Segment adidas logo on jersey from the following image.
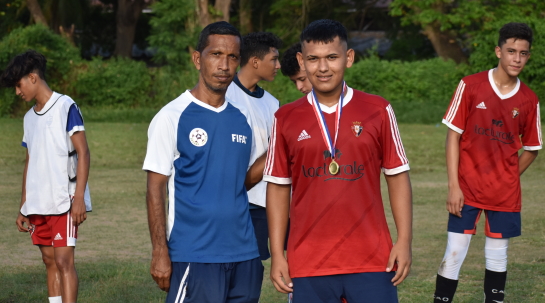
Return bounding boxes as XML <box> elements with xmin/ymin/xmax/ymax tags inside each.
<box><xmin>54</xmin><ymin>233</ymin><xmax>63</xmax><ymax>241</ymax></box>
<box><xmin>476</xmin><ymin>102</ymin><xmax>487</xmax><ymax>109</ymax></box>
<box><xmin>298</xmin><ymin>130</ymin><xmax>311</xmax><ymax>141</ymax></box>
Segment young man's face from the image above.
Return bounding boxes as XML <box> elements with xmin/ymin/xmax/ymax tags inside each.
<box><xmin>15</xmin><ymin>74</ymin><xmax>38</xmax><ymax>102</ymax></box>
<box><xmin>495</xmin><ymin>38</ymin><xmax>531</xmax><ymax>78</ymax></box>
<box><xmin>193</xmin><ymin>34</ymin><xmax>241</xmax><ymax>93</ymax></box>
<box><xmin>289</xmin><ymin>70</ymin><xmax>312</xmax><ymax>95</ymax></box>
<box><xmin>297</xmin><ymin>37</ymin><xmax>354</xmax><ymax>95</ymax></box>
<box><xmin>255</xmin><ymin>47</ymin><xmax>281</xmax><ymax>82</ymax></box>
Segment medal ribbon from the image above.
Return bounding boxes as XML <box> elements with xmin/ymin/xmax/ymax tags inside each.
<box><xmin>310</xmin><ymin>81</ymin><xmax>347</xmax><ymax>159</ymax></box>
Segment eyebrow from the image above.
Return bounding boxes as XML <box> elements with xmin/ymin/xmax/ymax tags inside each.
<box><xmin>306</xmin><ymin>53</ymin><xmax>339</xmax><ymax>58</ymax></box>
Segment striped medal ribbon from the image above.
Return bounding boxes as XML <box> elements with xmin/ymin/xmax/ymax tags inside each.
<box><xmin>310</xmin><ymin>81</ymin><xmax>347</xmax><ymax>175</ymax></box>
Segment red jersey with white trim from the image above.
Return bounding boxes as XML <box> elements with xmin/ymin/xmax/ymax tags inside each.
<box><xmin>264</xmin><ymin>87</ymin><xmax>410</xmax><ymax>278</ymax></box>
<box><xmin>442</xmin><ymin>70</ymin><xmax>542</xmax><ymax>212</ymax></box>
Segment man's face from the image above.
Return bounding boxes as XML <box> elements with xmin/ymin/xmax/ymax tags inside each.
<box><xmin>297</xmin><ymin>37</ymin><xmax>354</xmax><ymax>95</ymax></box>
<box><xmin>289</xmin><ymin>70</ymin><xmax>312</xmax><ymax>94</ymax></box>
<box><xmin>193</xmin><ymin>34</ymin><xmax>241</xmax><ymax>93</ymax></box>
<box><xmin>256</xmin><ymin>47</ymin><xmax>280</xmax><ymax>82</ymax></box>
<box><xmin>15</xmin><ymin>74</ymin><xmax>38</xmax><ymax>102</ymax></box>
<box><xmin>495</xmin><ymin>38</ymin><xmax>531</xmax><ymax>77</ymax></box>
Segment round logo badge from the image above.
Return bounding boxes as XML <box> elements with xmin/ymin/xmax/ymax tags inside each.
<box><xmin>189</xmin><ymin>128</ymin><xmax>208</xmax><ymax>147</ymax></box>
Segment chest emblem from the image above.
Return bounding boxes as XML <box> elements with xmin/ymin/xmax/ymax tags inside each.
<box><xmin>351</xmin><ymin>121</ymin><xmax>363</xmax><ymax>137</ymax></box>
<box><xmin>512</xmin><ymin>108</ymin><xmax>519</xmax><ymax>119</ymax></box>
<box><xmin>476</xmin><ymin>102</ymin><xmax>487</xmax><ymax>109</ymax></box>
<box><xmin>189</xmin><ymin>128</ymin><xmax>208</xmax><ymax>147</ymax></box>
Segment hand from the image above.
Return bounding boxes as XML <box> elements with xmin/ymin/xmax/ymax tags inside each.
<box><xmin>270</xmin><ymin>255</ymin><xmax>293</xmax><ymax>293</ymax></box>
<box><xmin>446</xmin><ymin>186</ymin><xmax>464</xmax><ymax>217</ymax></box>
<box><xmin>16</xmin><ymin>213</ymin><xmax>30</xmax><ymax>232</ymax></box>
<box><xmin>151</xmin><ymin>247</ymin><xmax>172</xmax><ymax>292</ymax></box>
<box><xmin>71</xmin><ymin>196</ymin><xmax>87</xmax><ymax>226</ymax></box>
<box><xmin>386</xmin><ymin>241</ymin><xmax>412</xmax><ymax>286</ymax></box>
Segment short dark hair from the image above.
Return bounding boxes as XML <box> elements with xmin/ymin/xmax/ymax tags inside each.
<box><xmin>300</xmin><ymin>19</ymin><xmax>348</xmax><ymax>45</ymax></box>
<box><xmin>498</xmin><ymin>22</ymin><xmax>533</xmax><ymax>48</ymax></box>
<box><xmin>196</xmin><ymin>21</ymin><xmax>241</xmax><ymax>53</ymax></box>
<box><xmin>281</xmin><ymin>43</ymin><xmax>302</xmax><ymax>77</ymax></box>
<box><xmin>240</xmin><ymin>32</ymin><xmax>282</xmax><ymax>67</ymax></box>
<box><xmin>0</xmin><ymin>50</ymin><xmax>47</xmax><ymax>87</ymax></box>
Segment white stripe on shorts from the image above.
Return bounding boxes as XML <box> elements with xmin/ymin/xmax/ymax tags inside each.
<box><xmin>175</xmin><ymin>263</ymin><xmax>190</xmax><ymax>303</ymax></box>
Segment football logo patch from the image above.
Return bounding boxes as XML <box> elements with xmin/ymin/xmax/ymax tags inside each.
<box><xmin>351</xmin><ymin>121</ymin><xmax>363</xmax><ymax>137</ymax></box>
<box><xmin>189</xmin><ymin>128</ymin><xmax>208</xmax><ymax>147</ymax></box>
<box><xmin>512</xmin><ymin>108</ymin><xmax>519</xmax><ymax>119</ymax></box>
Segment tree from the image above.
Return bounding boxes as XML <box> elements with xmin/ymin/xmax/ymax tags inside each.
<box><xmin>26</xmin><ymin>0</ymin><xmax>47</xmax><ymax>25</ymax></box>
<box><xmin>390</xmin><ymin>0</ymin><xmax>545</xmax><ymax>64</ymax></box>
<box><xmin>114</xmin><ymin>0</ymin><xmax>146</xmax><ymax>57</ymax></box>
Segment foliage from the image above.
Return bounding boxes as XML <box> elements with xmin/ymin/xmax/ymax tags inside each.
<box><xmin>147</xmin><ymin>0</ymin><xmax>200</xmax><ymax>67</ymax></box>
<box><xmin>73</xmin><ymin>57</ymin><xmax>151</xmax><ymax>108</ymax></box>
<box><xmin>148</xmin><ymin>65</ymin><xmax>199</xmax><ymax>107</ymax></box>
<box><xmin>0</xmin><ymin>24</ymin><xmax>81</xmax><ymax>117</ymax></box>
<box><xmin>0</xmin><ymin>0</ymin><xmax>26</xmax><ymax>38</ymax></box>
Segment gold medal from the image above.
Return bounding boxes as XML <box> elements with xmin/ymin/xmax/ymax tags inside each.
<box><xmin>329</xmin><ymin>159</ymin><xmax>339</xmax><ymax>175</ymax></box>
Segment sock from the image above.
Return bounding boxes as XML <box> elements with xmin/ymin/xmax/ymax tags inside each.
<box><xmin>49</xmin><ymin>296</ymin><xmax>62</xmax><ymax>303</ymax></box>
<box><xmin>484</xmin><ymin>269</ymin><xmax>507</xmax><ymax>303</ymax></box>
<box><xmin>434</xmin><ymin>274</ymin><xmax>458</xmax><ymax>302</ymax></box>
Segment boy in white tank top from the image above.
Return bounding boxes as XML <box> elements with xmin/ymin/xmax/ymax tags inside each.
<box><xmin>1</xmin><ymin>50</ymin><xmax>91</xmax><ymax>303</ymax></box>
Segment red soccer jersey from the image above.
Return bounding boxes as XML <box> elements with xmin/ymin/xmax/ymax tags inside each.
<box><xmin>264</xmin><ymin>87</ymin><xmax>410</xmax><ymax>278</ymax></box>
<box><xmin>442</xmin><ymin>70</ymin><xmax>542</xmax><ymax>212</ymax></box>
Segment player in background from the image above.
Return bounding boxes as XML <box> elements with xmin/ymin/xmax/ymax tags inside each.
<box><xmin>280</xmin><ymin>43</ymin><xmax>312</xmax><ymax>95</ymax></box>
<box><xmin>265</xmin><ymin>19</ymin><xmax>413</xmax><ymax>302</ymax></box>
<box><xmin>144</xmin><ymin>21</ymin><xmax>262</xmax><ymax>303</ymax></box>
<box><xmin>225</xmin><ymin>31</ymin><xmax>282</xmax><ymax>270</ymax></box>
<box><xmin>1</xmin><ymin>50</ymin><xmax>91</xmax><ymax>303</ymax></box>
<box><xmin>434</xmin><ymin>22</ymin><xmax>541</xmax><ymax>303</ymax></box>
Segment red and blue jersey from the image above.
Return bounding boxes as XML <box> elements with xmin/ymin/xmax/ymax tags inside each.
<box><xmin>264</xmin><ymin>87</ymin><xmax>409</xmax><ymax>278</ymax></box>
<box><xmin>442</xmin><ymin>70</ymin><xmax>542</xmax><ymax>212</ymax></box>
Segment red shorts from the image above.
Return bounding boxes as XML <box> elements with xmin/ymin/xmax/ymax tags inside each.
<box><xmin>28</xmin><ymin>210</ymin><xmax>78</xmax><ymax>247</ymax></box>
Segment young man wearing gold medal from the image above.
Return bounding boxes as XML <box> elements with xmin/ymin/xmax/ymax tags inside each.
<box><xmin>264</xmin><ymin>19</ymin><xmax>413</xmax><ymax>302</ymax></box>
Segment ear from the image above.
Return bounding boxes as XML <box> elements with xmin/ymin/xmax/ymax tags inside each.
<box><xmin>28</xmin><ymin>73</ymin><xmax>37</xmax><ymax>84</ymax></box>
<box><xmin>495</xmin><ymin>46</ymin><xmax>501</xmax><ymax>59</ymax></box>
<box><xmin>296</xmin><ymin>52</ymin><xmax>306</xmax><ymax>71</ymax></box>
<box><xmin>346</xmin><ymin>49</ymin><xmax>355</xmax><ymax>68</ymax></box>
<box><xmin>251</xmin><ymin>56</ymin><xmax>259</xmax><ymax>69</ymax></box>
<box><xmin>192</xmin><ymin>50</ymin><xmax>202</xmax><ymax>70</ymax></box>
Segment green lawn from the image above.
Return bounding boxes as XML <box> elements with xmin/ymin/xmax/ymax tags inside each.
<box><xmin>0</xmin><ymin>119</ymin><xmax>544</xmax><ymax>302</ymax></box>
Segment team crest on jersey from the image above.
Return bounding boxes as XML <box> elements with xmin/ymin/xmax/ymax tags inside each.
<box><xmin>512</xmin><ymin>108</ymin><xmax>519</xmax><ymax>119</ymax></box>
<box><xmin>189</xmin><ymin>128</ymin><xmax>208</xmax><ymax>147</ymax></box>
<box><xmin>351</xmin><ymin>121</ymin><xmax>363</xmax><ymax>137</ymax></box>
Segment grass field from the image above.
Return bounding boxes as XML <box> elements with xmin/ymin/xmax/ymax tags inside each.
<box><xmin>0</xmin><ymin>118</ymin><xmax>544</xmax><ymax>302</ymax></box>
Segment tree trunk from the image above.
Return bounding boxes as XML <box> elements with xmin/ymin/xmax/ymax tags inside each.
<box><xmin>423</xmin><ymin>24</ymin><xmax>468</xmax><ymax>64</ymax></box>
<box><xmin>197</xmin><ymin>0</ymin><xmax>211</xmax><ymax>28</ymax></box>
<box><xmin>214</xmin><ymin>0</ymin><xmax>231</xmax><ymax>22</ymax></box>
<box><xmin>239</xmin><ymin>0</ymin><xmax>253</xmax><ymax>34</ymax></box>
<box><xmin>114</xmin><ymin>0</ymin><xmax>145</xmax><ymax>58</ymax></box>
<box><xmin>26</xmin><ymin>0</ymin><xmax>47</xmax><ymax>26</ymax></box>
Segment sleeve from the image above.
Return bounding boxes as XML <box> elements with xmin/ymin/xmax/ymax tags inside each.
<box><xmin>521</xmin><ymin>100</ymin><xmax>542</xmax><ymax>150</ymax></box>
<box><xmin>382</xmin><ymin>104</ymin><xmax>410</xmax><ymax>175</ymax></box>
<box><xmin>66</xmin><ymin>103</ymin><xmax>85</xmax><ymax>136</ymax></box>
<box><xmin>142</xmin><ymin>111</ymin><xmax>177</xmax><ymax>176</ymax></box>
<box><xmin>22</xmin><ymin>134</ymin><xmax>27</xmax><ymax>148</ymax></box>
<box><xmin>263</xmin><ymin>116</ymin><xmax>292</xmax><ymax>184</ymax></box>
<box><xmin>442</xmin><ymin>79</ymin><xmax>469</xmax><ymax>134</ymax></box>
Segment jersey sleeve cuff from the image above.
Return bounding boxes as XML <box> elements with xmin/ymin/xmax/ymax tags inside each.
<box><xmin>142</xmin><ymin>164</ymin><xmax>172</xmax><ymax>176</ymax></box>
<box><xmin>442</xmin><ymin>119</ymin><xmax>464</xmax><ymax>134</ymax></box>
<box><xmin>21</xmin><ymin>141</ymin><xmax>27</xmax><ymax>148</ymax></box>
<box><xmin>382</xmin><ymin>163</ymin><xmax>410</xmax><ymax>175</ymax></box>
<box><xmin>523</xmin><ymin>145</ymin><xmax>542</xmax><ymax>151</ymax></box>
<box><xmin>68</xmin><ymin>125</ymin><xmax>85</xmax><ymax>136</ymax></box>
<box><xmin>263</xmin><ymin>175</ymin><xmax>292</xmax><ymax>184</ymax></box>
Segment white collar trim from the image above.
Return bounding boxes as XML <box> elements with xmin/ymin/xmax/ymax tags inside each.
<box><xmin>306</xmin><ymin>86</ymin><xmax>354</xmax><ymax>114</ymax></box>
<box><xmin>488</xmin><ymin>69</ymin><xmax>520</xmax><ymax>100</ymax></box>
<box><xmin>184</xmin><ymin>90</ymin><xmax>228</xmax><ymax>112</ymax></box>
